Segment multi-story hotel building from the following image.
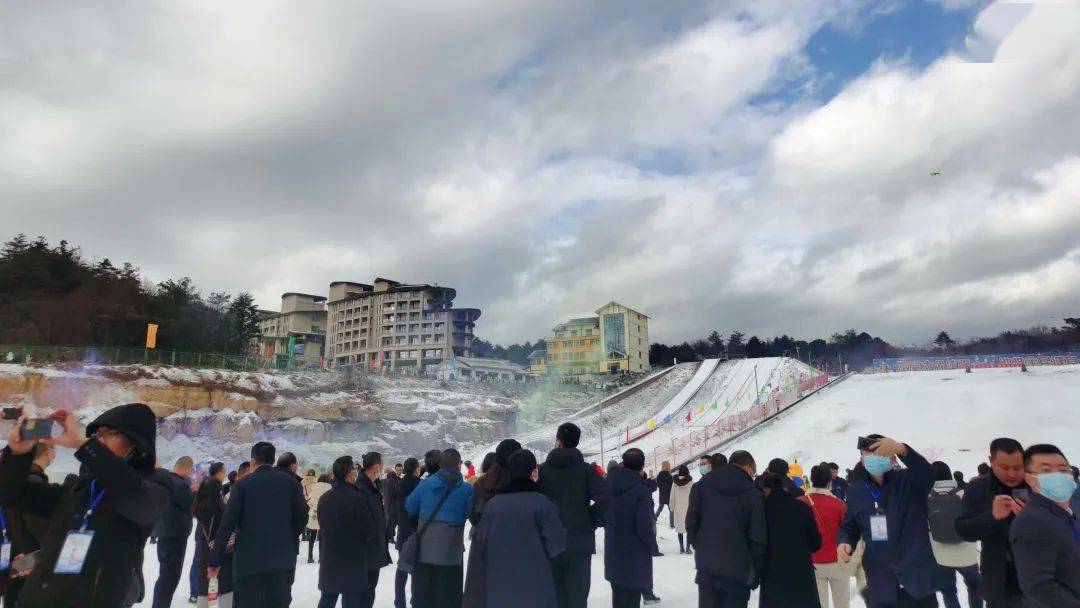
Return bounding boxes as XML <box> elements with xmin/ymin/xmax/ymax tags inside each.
<box><xmin>545</xmin><ymin>301</ymin><xmax>650</xmax><ymax>377</ymax></box>
<box><xmin>254</xmin><ymin>293</ymin><xmax>328</xmax><ymax>367</ymax></box>
<box><xmin>325</xmin><ymin>277</ymin><xmax>480</xmax><ymax>372</ymax></box>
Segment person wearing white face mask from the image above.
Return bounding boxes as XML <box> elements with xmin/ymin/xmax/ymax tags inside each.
<box><xmin>837</xmin><ymin>434</ymin><xmax>937</xmax><ymax>608</ymax></box>
<box><xmin>1008</xmin><ymin>444</ymin><xmax>1080</xmax><ymax>608</ymax></box>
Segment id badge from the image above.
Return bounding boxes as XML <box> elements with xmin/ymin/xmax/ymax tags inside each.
<box><xmin>54</xmin><ymin>530</ymin><xmax>94</xmax><ymax>574</ymax></box>
<box><xmin>870</xmin><ymin>514</ymin><xmax>888</xmax><ymax>542</ymax></box>
<box><xmin>0</xmin><ymin>542</ymin><xmax>10</xmax><ymax>570</ymax></box>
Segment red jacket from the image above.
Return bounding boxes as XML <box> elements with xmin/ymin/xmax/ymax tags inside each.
<box><xmin>798</xmin><ymin>489</ymin><xmax>846</xmax><ymax>564</ymax></box>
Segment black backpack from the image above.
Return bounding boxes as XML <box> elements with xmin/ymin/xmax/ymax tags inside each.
<box><xmin>927</xmin><ymin>485</ymin><xmax>964</xmax><ymax>543</ymax></box>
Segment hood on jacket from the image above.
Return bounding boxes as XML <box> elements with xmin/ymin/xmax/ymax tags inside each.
<box><xmin>85</xmin><ymin>402</ymin><xmax>156</xmax><ymax>474</ymax></box>
<box><xmin>673</xmin><ymin>474</ymin><xmax>693</xmax><ymax>487</ymax></box>
<box><xmin>710</xmin><ymin>464</ymin><xmax>757</xmax><ymax>496</ymax></box>
<box><xmin>608</xmin><ymin>465</ymin><xmax>647</xmax><ymax>497</ymax></box>
<box><xmin>544</xmin><ymin>447</ymin><xmax>584</xmax><ymax>469</ymax></box>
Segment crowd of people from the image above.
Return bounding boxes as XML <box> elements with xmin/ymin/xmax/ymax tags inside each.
<box><xmin>0</xmin><ymin>402</ymin><xmax>1077</xmax><ymax>608</ymax></box>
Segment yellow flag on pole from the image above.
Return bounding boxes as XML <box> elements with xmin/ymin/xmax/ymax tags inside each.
<box><xmin>146</xmin><ymin>323</ymin><xmax>158</xmax><ymax>349</ymax></box>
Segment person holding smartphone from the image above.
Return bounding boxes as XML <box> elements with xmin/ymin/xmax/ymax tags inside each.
<box><xmin>0</xmin><ymin>404</ymin><xmax>168</xmax><ymax>608</ymax></box>
<box><xmin>837</xmin><ymin>434</ymin><xmax>937</xmax><ymax>608</ymax></box>
<box><xmin>955</xmin><ymin>437</ymin><xmax>1029</xmax><ymax>608</ymax></box>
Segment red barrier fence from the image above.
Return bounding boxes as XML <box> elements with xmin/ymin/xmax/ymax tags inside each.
<box><xmin>648</xmin><ymin>372</ymin><xmax>828</xmax><ymax>471</ymax></box>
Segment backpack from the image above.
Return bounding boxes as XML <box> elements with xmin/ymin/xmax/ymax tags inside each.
<box><xmin>927</xmin><ymin>486</ymin><xmax>964</xmax><ymax>543</ymax></box>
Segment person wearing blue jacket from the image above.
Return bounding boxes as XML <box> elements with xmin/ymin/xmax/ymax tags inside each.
<box><xmin>405</xmin><ymin>447</ymin><xmax>475</xmax><ymax>608</ymax></box>
<box><xmin>837</xmin><ymin>434</ymin><xmax>937</xmax><ymax>608</ymax></box>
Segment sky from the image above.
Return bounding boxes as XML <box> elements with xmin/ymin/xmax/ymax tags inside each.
<box><xmin>2</xmin><ymin>0</ymin><xmax>1079</xmax><ymax>346</ymax></box>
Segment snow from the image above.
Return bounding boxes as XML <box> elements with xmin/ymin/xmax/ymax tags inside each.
<box><xmin>142</xmin><ymin>362</ymin><xmax>1045</xmax><ymax>606</ymax></box>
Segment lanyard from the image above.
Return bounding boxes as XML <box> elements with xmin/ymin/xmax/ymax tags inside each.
<box><xmin>865</xmin><ymin>482</ymin><xmax>883</xmax><ymax>511</ymax></box>
<box><xmin>81</xmin><ymin>480</ymin><xmax>105</xmax><ymax>532</ymax></box>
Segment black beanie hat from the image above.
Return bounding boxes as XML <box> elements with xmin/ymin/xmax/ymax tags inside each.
<box><xmin>85</xmin><ymin>403</ymin><xmax>157</xmax><ymax>474</ymax></box>
<box><xmin>507</xmin><ymin>449</ymin><xmax>537</xmax><ymax>480</ymax></box>
<box><xmin>495</xmin><ymin>439</ymin><xmax>522</xmax><ymax>467</ymax></box>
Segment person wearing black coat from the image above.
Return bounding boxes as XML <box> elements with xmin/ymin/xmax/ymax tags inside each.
<box><xmin>685</xmin><ymin>450</ymin><xmax>766</xmax><ymax>608</ymax></box>
<box><xmin>385</xmin><ymin>466</ymin><xmax>401</xmax><ymax>542</ymax></box>
<box><xmin>955</xmin><ymin>438</ymin><xmax>1029</xmax><ymax>607</ymax></box>
<box><xmin>537</xmin><ymin>423</ymin><xmax>609</xmax><ymax>608</ymax></box>
<box><xmin>1008</xmin><ymin>444</ymin><xmax>1080</xmax><ymax>608</ymax></box>
<box><xmin>469</xmin><ymin>439</ymin><xmax>520</xmax><ymax>526</ymax></box>
<box><xmin>356</xmin><ymin>452</ymin><xmax>392</xmax><ymax>608</ymax></box>
<box><xmin>150</xmin><ymin>456</ymin><xmax>195</xmax><ymax>608</ymax></box>
<box><xmin>395</xmin><ymin>458</ymin><xmax>422</xmax><ymax>608</ymax></box>
<box><xmin>208</xmin><ymin>441</ymin><xmax>307</xmax><ymax>608</ymax></box>
<box><xmin>603</xmin><ymin>448</ymin><xmax>655</xmax><ymax>608</ymax></box>
<box><xmin>317</xmin><ymin>455</ymin><xmax>378</xmax><ymax>608</ymax></box>
<box><xmin>654</xmin><ymin>462</ymin><xmax>673</xmax><ymax>527</ymax></box>
<box><xmin>2</xmin><ymin>442</ymin><xmax>53</xmax><ymax>608</ymax></box>
<box><xmin>193</xmin><ymin>475</ymin><xmax>234</xmax><ymax>607</ymax></box>
<box><xmin>464</xmin><ymin>449</ymin><xmax>567</xmax><ymax>608</ymax></box>
<box><xmin>759</xmin><ymin>472</ymin><xmax>822</xmax><ymax>608</ymax></box>
<box><xmin>0</xmin><ymin>404</ymin><xmax>169</xmax><ymax>608</ymax></box>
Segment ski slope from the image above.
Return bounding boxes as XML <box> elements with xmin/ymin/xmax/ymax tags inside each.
<box><xmin>578</xmin><ymin>357</ymin><xmax>823</xmax><ymax>464</ymax></box>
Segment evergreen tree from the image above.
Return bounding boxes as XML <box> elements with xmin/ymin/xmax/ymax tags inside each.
<box><xmin>226</xmin><ymin>293</ymin><xmax>261</xmax><ymax>354</ymax></box>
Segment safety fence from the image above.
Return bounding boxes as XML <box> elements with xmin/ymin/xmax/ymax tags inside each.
<box><xmin>647</xmin><ymin>371</ymin><xmax>829</xmax><ymax>471</ymax></box>
<box><xmin>869</xmin><ymin>352</ymin><xmax>1080</xmax><ymax>373</ymax></box>
<box><xmin>0</xmin><ymin>344</ymin><xmax>283</xmax><ymax>372</ymax></box>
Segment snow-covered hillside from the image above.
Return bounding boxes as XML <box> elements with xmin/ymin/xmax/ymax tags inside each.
<box><xmin>696</xmin><ymin>364</ymin><xmax>1080</xmax><ymax>478</ymax></box>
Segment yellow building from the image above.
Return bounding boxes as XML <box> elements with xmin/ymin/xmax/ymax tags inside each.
<box><xmin>596</xmin><ymin>301</ymin><xmax>650</xmax><ymax>374</ymax></box>
<box><xmin>544</xmin><ymin>301</ymin><xmax>650</xmax><ymax>378</ymax></box>
<box><xmin>545</xmin><ymin>317</ymin><xmax>602</xmax><ymax>377</ymax></box>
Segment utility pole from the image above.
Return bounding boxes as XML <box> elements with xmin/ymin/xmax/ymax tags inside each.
<box><xmin>597</xmin><ymin>382</ymin><xmax>606</xmax><ymax>467</ymax></box>
<box><xmin>753</xmin><ymin>364</ymin><xmax>760</xmax><ymax>407</ymax></box>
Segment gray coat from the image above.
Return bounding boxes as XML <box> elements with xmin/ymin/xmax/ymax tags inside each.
<box><xmin>464</xmin><ymin>479</ymin><xmax>567</xmax><ymax>608</ymax></box>
<box><xmin>1009</xmin><ymin>493</ymin><xmax>1080</xmax><ymax>608</ymax></box>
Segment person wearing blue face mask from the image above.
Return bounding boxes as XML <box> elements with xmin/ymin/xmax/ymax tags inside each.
<box><xmin>698</xmin><ymin>455</ymin><xmax>713</xmax><ymax>477</ymax></box>
<box><xmin>1008</xmin><ymin>444</ymin><xmax>1080</xmax><ymax>608</ymax></box>
<box><xmin>837</xmin><ymin>434</ymin><xmax>937</xmax><ymax>608</ymax></box>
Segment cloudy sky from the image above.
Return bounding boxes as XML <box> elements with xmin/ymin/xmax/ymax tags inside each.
<box><xmin>3</xmin><ymin>0</ymin><xmax>1079</xmax><ymax>346</ymax></box>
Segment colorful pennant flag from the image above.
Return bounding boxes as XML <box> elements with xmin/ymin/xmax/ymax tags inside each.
<box><xmin>647</xmin><ymin>419</ymin><xmax>655</xmax><ymax>431</ymax></box>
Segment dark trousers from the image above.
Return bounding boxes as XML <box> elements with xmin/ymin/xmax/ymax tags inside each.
<box><xmin>395</xmin><ymin>569</ymin><xmax>410</xmax><ymax>608</ymax></box>
<box><xmin>653</xmin><ymin>502</ymin><xmax>674</xmax><ymax>527</ymax></box>
<box><xmin>307</xmin><ymin>528</ymin><xmax>319</xmax><ymax>562</ymax></box>
<box><xmin>3</xmin><ymin>578</ymin><xmax>25</xmax><ymax>608</ymax></box>
<box><xmin>872</xmin><ymin>587</ymin><xmax>940</xmax><ymax>608</ymax></box>
<box><xmin>152</xmin><ymin>537</ymin><xmax>188</xmax><ymax>608</ymax></box>
<box><xmin>696</xmin><ymin>573</ymin><xmax>750</xmax><ymax>608</ymax></box>
<box><xmin>318</xmin><ymin>569</ymin><xmax>380</xmax><ymax>608</ymax></box>
<box><xmin>319</xmin><ymin>591</ymin><xmax>365</xmax><ymax>608</ymax></box>
<box><xmin>986</xmin><ymin>598</ymin><xmax>1025</xmax><ymax>608</ymax></box>
<box><xmin>611</xmin><ymin>585</ymin><xmax>641</xmax><ymax>608</ymax></box>
<box><xmin>235</xmin><ymin>571</ymin><xmax>293</xmax><ymax>608</ymax></box>
<box><xmin>189</xmin><ymin>532</ymin><xmax>207</xmax><ymax>598</ymax></box>
<box><xmin>551</xmin><ymin>552</ymin><xmax>591</xmax><ymax>608</ymax></box>
<box><xmin>387</xmin><ymin>514</ymin><xmax>398</xmax><ymax>543</ymax></box>
<box><xmin>412</xmin><ymin>563</ymin><xmax>463</xmax><ymax>608</ymax></box>
<box><xmin>936</xmin><ymin>564</ymin><xmax>983</xmax><ymax>608</ymax></box>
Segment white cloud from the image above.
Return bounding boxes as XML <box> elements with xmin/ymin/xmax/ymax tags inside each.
<box><xmin>1</xmin><ymin>0</ymin><xmax>1078</xmax><ymax>347</ymax></box>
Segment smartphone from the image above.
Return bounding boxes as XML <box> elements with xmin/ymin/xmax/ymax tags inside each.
<box><xmin>857</xmin><ymin>436</ymin><xmax>876</xmax><ymax>451</ymax></box>
<box><xmin>12</xmin><ymin>551</ymin><xmax>36</xmax><ymax>572</ymax></box>
<box><xmin>2</xmin><ymin>406</ymin><xmax>21</xmax><ymax>420</ymax></box>
<box><xmin>19</xmin><ymin>418</ymin><xmax>54</xmax><ymax>440</ymax></box>
<box><xmin>1012</xmin><ymin>488</ymin><xmax>1031</xmax><ymax>503</ymax></box>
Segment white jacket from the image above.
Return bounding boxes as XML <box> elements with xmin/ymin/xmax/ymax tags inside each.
<box><xmin>929</xmin><ymin>480</ymin><xmax>978</xmax><ymax>567</ymax></box>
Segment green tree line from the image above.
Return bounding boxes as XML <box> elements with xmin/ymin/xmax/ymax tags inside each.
<box><xmin>0</xmin><ymin>234</ymin><xmax>260</xmax><ymax>353</ymax></box>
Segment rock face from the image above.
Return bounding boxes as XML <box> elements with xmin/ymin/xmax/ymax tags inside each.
<box><xmin>0</xmin><ymin>363</ymin><xmax>591</xmax><ymax>464</ymax></box>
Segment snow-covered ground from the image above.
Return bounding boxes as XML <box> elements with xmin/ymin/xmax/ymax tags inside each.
<box><xmin>717</xmin><ymin>364</ymin><xmax>1080</xmax><ymax>478</ymax></box>
<box><xmin>133</xmin><ymin>363</ymin><xmax>1078</xmax><ymax>607</ymax></box>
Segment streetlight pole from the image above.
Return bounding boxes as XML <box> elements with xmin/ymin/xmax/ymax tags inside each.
<box><xmin>597</xmin><ymin>383</ymin><xmax>605</xmax><ymax>466</ymax></box>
